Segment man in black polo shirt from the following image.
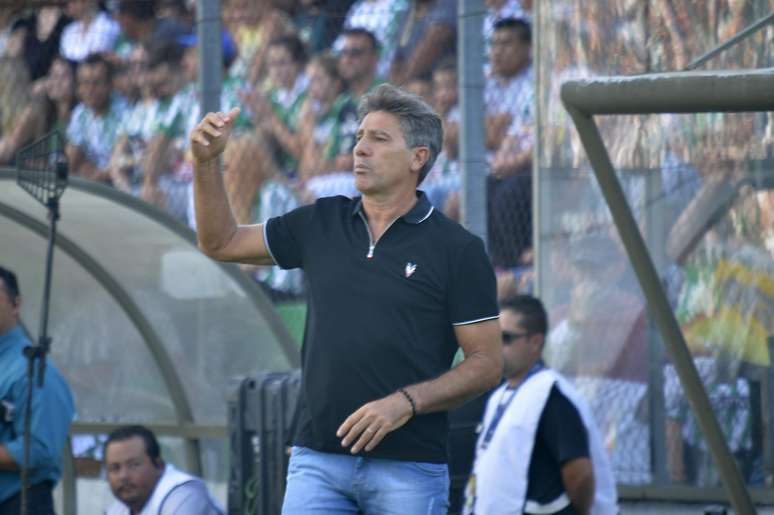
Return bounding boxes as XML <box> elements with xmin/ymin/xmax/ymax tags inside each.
<box><xmin>190</xmin><ymin>83</ymin><xmax>502</xmax><ymax>514</ymax></box>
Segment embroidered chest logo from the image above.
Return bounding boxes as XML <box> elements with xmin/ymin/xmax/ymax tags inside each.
<box><xmin>405</xmin><ymin>262</ymin><xmax>417</xmax><ymax>278</ymax></box>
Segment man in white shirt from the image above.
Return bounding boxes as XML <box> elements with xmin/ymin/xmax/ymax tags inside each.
<box><xmin>60</xmin><ymin>0</ymin><xmax>120</xmax><ymax>62</ymax></box>
<box><xmin>103</xmin><ymin>425</ymin><xmax>223</xmax><ymax>515</ymax></box>
<box><xmin>465</xmin><ymin>295</ymin><xmax>618</xmax><ymax>515</ymax></box>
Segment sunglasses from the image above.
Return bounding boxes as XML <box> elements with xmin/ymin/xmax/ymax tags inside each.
<box><xmin>501</xmin><ymin>331</ymin><xmax>531</xmax><ymax>345</ymax></box>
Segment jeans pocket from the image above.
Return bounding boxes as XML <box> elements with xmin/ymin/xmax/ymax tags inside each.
<box><xmin>409</xmin><ymin>461</ymin><xmax>449</xmax><ymax>477</ymax></box>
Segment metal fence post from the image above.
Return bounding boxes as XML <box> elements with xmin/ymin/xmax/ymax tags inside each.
<box><xmin>457</xmin><ymin>0</ymin><xmax>487</xmax><ymax>243</ymax></box>
<box><xmin>197</xmin><ymin>0</ymin><xmax>222</xmax><ymax>115</ymax></box>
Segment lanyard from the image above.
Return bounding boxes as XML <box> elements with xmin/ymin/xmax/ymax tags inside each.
<box><xmin>479</xmin><ymin>361</ymin><xmax>544</xmax><ymax>450</ymax></box>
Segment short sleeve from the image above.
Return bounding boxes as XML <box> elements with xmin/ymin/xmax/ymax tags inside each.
<box><xmin>449</xmin><ymin>237</ymin><xmax>498</xmax><ymax>325</ymax></box>
<box><xmin>538</xmin><ymin>386</ymin><xmax>590</xmax><ymax>465</ymax></box>
<box><xmin>264</xmin><ymin>204</ymin><xmax>315</xmax><ymax>270</ymax></box>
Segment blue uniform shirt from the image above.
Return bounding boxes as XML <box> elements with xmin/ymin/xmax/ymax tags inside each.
<box><xmin>0</xmin><ymin>325</ymin><xmax>75</xmax><ymax>503</ymax></box>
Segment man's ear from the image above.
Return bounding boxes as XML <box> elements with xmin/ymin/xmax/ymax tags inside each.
<box><xmin>411</xmin><ymin>147</ymin><xmax>430</xmax><ymax>173</ymax></box>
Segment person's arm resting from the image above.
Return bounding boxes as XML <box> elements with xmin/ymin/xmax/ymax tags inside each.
<box><xmin>191</xmin><ymin>109</ymin><xmax>275</xmax><ymax>266</ymax></box>
<box><xmin>561</xmin><ymin>457</ymin><xmax>595</xmax><ymax>515</ymax></box>
<box><xmin>337</xmin><ymin>319</ymin><xmax>502</xmax><ymax>454</ymax></box>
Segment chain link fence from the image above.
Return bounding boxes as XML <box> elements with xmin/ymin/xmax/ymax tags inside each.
<box><xmin>538</xmin><ymin>0</ymin><xmax>774</xmax><ymax>491</ymax></box>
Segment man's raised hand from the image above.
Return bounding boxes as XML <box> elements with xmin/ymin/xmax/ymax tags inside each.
<box><xmin>190</xmin><ymin>107</ymin><xmax>240</xmax><ymax>165</ymax></box>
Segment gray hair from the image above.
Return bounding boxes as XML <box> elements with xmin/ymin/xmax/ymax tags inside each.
<box><xmin>357</xmin><ymin>83</ymin><xmax>443</xmax><ymax>185</ymax></box>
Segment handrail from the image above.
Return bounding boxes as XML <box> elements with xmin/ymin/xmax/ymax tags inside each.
<box><xmin>685</xmin><ymin>12</ymin><xmax>774</xmax><ymax>70</ymax></box>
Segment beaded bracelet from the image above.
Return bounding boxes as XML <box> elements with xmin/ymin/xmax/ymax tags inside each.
<box><xmin>398</xmin><ymin>387</ymin><xmax>417</xmax><ymax>418</ymax></box>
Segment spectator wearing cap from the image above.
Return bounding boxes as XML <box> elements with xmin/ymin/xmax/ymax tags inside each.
<box><xmin>336</xmin><ymin>28</ymin><xmax>383</xmax><ymax>102</ymax></box>
<box><xmin>59</xmin><ymin>0</ymin><xmax>120</xmax><ymax>62</ymax></box>
<box><xmin>112</xmin><ymin>0</ymin><xmax>189</xmax><ymax>61</ymax></box>
<box><xmin>66</xmin><ymin>53</ymin><xmax>129</xmax><ymax>183</ymax></box>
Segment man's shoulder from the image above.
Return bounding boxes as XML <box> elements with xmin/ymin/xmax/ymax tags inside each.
<box><xmin>424</xmin><ymin>208</ymin><xmax>485</xmax><ymax>249</ymax></box>
<box><xmin>281</xmin><ymin>195</ymin><xmax>352</xmax><ymax>222</ymax></box>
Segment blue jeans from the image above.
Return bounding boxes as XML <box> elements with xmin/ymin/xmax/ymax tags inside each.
<box><xmin>282</xmin><ymin>446</ymin><xmax>449</xmax><ymax>515</ymax></box>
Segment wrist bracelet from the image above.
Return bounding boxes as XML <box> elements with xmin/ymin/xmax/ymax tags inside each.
<box><xmin>398</xmin><ymin>388</ymin><xmax>417</xmax><ymax>418</ymax></box>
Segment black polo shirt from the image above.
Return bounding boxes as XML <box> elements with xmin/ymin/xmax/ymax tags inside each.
<box><xmin>265</xmin><ymin>192</ymin><xmax>498</xmax><ymax>463</ymax></box>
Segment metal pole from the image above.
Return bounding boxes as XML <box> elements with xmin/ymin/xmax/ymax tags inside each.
<box><xmin>766</xmin><ymin>337</ymin><xmax>774</xmax><ymax>486</ymax></box>
<box><xmin>532</xmin><ymin>0</ymin><xmax>543</xmax><ymax>296</ymax></box>
<box><xmin>684</xmin><ymin>13</ymin><xmax>774</xmax><ymax>71</ymax></box>
<box><xmin>197</xmin><ymin>0</ymin><xmax>222</xmax><ymax>114</ymax></box>
<box><xmin>644</xmin><ymin>170</ymin><xmax>668</xmax><ymax>485</ymax></box>
<box><xmin>563</xmin><ymin>106</ymin><xmax>756</xmax><ymax>515</ymax></box>
<box><xmin>457</xmin><ymin>0</ymin><xmax>487</xmax><ymax>243</ymax></box>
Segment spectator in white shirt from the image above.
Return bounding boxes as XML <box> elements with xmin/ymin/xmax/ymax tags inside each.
<box><xmin>59</xmin><ymin>0</ymin><xmax>120</xmax><ymax>62</ymax></box>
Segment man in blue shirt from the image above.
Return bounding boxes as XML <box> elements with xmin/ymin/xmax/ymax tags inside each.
<box><xmin>0</xmin><ymin>266</ymin><xmax>75</xmax><ymax>515</ymax></box>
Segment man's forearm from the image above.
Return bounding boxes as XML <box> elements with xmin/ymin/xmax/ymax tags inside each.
<box><xmin>406</xmin><ymin>351</ymin><xmax>501</xmax><ymax>415</ymax></box>
<box><xmin>562</xmin><ymin>458</ymin><xmax>595</xmax><ymax>515</ymax></box>
<box><xmin>0</xmin><ymin>444</ymin><xmax>19</xmax><ymax>471</ymax></box>
<box><xmin>193</xmin><ymin>158</ymin><xmax>238</xmax><ymax>257</ymax></box>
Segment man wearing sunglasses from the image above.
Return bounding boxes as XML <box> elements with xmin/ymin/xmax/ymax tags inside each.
<box><xmin>464</xmin><ymin>294</ymin><xmax>618</xmax><ymax>515</ymax></box>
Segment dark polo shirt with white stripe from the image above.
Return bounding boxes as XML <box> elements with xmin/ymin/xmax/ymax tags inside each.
<box><xmin>265</xmin><ymin>191</ymin><xmax>498</xmax><ymax>463</ymax></box>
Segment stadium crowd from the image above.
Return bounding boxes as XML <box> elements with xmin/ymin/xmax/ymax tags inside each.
<box><xmin>0</xmin><ymin>0</ymin><xmax>535</xmax><ymax>301</ymax></box>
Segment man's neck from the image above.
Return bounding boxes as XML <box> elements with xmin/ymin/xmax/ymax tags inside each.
<box><xmin>361</xmin><ymin>187</ymin><xmax>417</xmax><ymax>237</ymax></box>
<box><xmin>495</xmin><ymin>62</ymin><xmax>530</xmax><ymax>83</ymax></box>
<box><xmin>506</xmin><ymin>359</ymin><xmax>542</xmax><ymax>387</ymax></box>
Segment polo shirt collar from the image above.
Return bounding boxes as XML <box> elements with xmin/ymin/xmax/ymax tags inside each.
<box><xmin>351</xmin><ymin>191</ymin><xmax>434</xmax><ymax>224</ymax></box>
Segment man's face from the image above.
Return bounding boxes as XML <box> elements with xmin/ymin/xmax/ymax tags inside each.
<box><xmin>105</xmin><ymin>436</ymin><xmax>163</xmax><ymax>511</ymax></box>
<box><xmin>353</xmin><ymin>111</ymin><xmax>425</xmax><ymax>195</ymax></box>
<box><xmin>148</xmin><ymin>63</ymin><xmax>180</xmax><ymax>100</ymax></box>
<box><xmin>499</xmin><ymin>309</ymin><xmax>541</xmax><ymax>380</ymax></box>
<box><xmin>337</xmin><ymin>34</ymin><xmax>378</xmax><ymax>83</ymax></box>
<box><xmin>266</xmin><ymin>45</ymin><xmax>300</xmax><ymax>90</ymax></box>
<box><xmin>77</xmin><ymin>63</ymin><xmax>111</xmax><ymax>113</ymax></box>
<box><xmin>490</xmin><ymin>28</ymin><xmax>530</xmax><ymax>78</ymax></box>
<box><xmin>0</xmin><ymin>279</ymin><xmax>19</xmax><ymax>335</ymax></box>
<box><xmin>306</xmin><ymin>62</ymin><xmax>339</xmax><ymax>102</ymax></box>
